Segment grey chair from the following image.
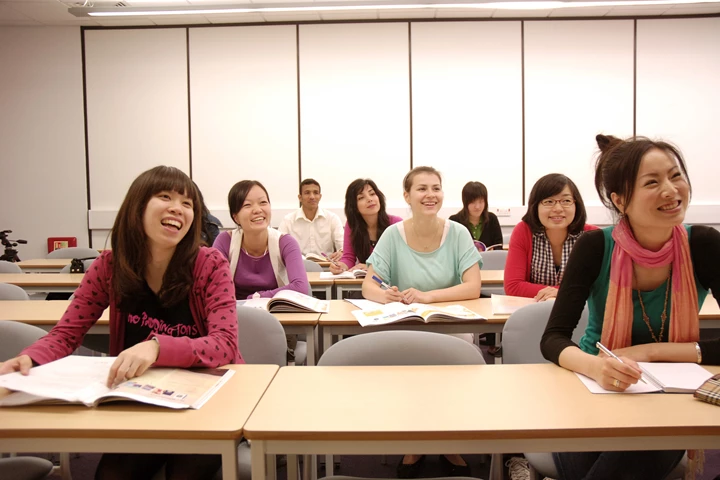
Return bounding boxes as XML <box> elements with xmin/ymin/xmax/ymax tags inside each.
<box><xmin>0</xmin><ymin>457</ymin><xmax>53</xmax><ymax>480</ymax></box>
<box><xmin>502</xmin><ymin>233</ymin><xmax>511</xmax><ymax>246</ymax></box>
<box><xmin>0</xmin><ymin>260</ymin><xmax>23</xmax><ymax>273</ymax></box>
<box><xmin>500</xmin><ymin>302</ymin><xmax>686</xmax><ymax>480</ymax></box>
<box><xmin>0</xmin><ymin>283</ymin><xmax>30</xmax><ymax>301</ymax></box>
<box><xmin>46</xmin><ymin>247</ymin><xmax>99</xmax><ymax>260</ymax></box>
<box><xmin>0</xmin><ymin>322</ymin><xmax>72</xmax><ymax>480</ymax></box>
<box><xmin>236</xmin><ymin>306</ymin><xmax>288</xmax><ymax>366</ymax></box>
<box><xmin>59</xmin><ymin>259</ymin><xmax>95</xmax><ymax>274</ymax></box>
<box><xmin>318</xmin><ymin>330</ymin><xmax>486</xmax><ymax>476</ymax></box>
<box><xmin>479</xmin><ymin>250</ymin><xmax>507</xmax><ymax>296</ymax></box>
<box><xmin>303</xmin><ymin>259</ymin><xmax>323</xmax><ymax>272</ymax></box>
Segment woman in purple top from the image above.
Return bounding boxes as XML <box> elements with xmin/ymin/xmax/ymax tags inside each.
<box><xmin>330</xmin><ymin>178</ymin><xmax>403</xmax><ymax>275</ymax></box>
<box><xmin>213</xmin><ymin>180</ymin><xmax>309</xmax><ymax>298</ymax></box>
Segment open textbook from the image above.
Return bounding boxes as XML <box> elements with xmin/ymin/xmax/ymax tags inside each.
<box><xmin>319</xmin><ymin>269</ymin><xmax>367</xmax><ymax>279</ymax></box>
<box><xmin>352</xmin><ymin>302</ymin><xmax>486</xmax><ymax>327</ymax></box>
<box><xmin>0</xmin><ymin>356</ymin><xmax>233</xmax><ymax>409</ymax></box>
<box><xmin>576</xmin><ymin>362</ymin><xmax>713</xmax><ymax>394</ymax></box>
<box><xmin>303</xmin><ymin>253</ymin><xmax>327</xmax><ymax>262</ymax></box>
<box><xmin>240</xmin><ymin>290</ymin><xmax>329</xmax><ymax>313</ymax></box>
<box><xmin>490</xmin><ymin>294</ymin><xmax>537</xmax><ymax>315</ymax></box>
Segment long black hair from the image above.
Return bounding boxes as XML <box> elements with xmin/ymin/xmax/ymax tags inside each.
<box><xmin>344</xmin><ymin>179</ymin><xmax>391</xmax><ymax>263</ymax></box>
<box><xmin>453</xmin><ymin>181</ymin><xmax>490</xmax><ymax>227</ymax></box>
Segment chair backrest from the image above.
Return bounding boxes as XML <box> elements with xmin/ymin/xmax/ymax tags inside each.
<box><xmin>0</xmin><ymin>321</ymin><xmax>47</xmax><ymax>361</ymax></box>
<box><xmin>303</xmin><ymin>259</ymin><xmax>323</xmax><ymax>272</ymax></box>
<box><xmin>0</xmin><ymin>283</ymin><xmax>30</xmax><ymax>301</ymax></box>
<box><xmin>318</xmin><ymin>330</ymin><xmax>486</xmax><ymax>366</ymax></box>
<box><xmin>59</xmin><ymin>259</ymin><xmax>95</xmax><ymax>274</ymax></box>
<box><xmin>480</xmin><ymin>250</ymin><xmax>508</xmax><ymax>270</ymax></box>
<box><xmin>0</xmin><ymin>456</ymin><xmax>54</xmax><ymax>480</ymax></box>
<box><xmin>46</xmin><ymin>247</ymin><xmax>99</xmax><ymax>260</ymax></box>
<box><xmin>0</xmin><ymin>260</ymin><xmax>23</xmax><ymax>273</ymax></box>
<box><xmin>236</xmin><ymin>305</ymin><xmax>287</xmax><ymax>366</ymax></box>
<box><xmin>502</xmin><ymin>233</ymin><xmax>512</xmax><ymax>246</ymax></box>
<box><xmin>502</xmin><ymin>301</ymin><xmax>589</xmax><ymax>364</ymax></box>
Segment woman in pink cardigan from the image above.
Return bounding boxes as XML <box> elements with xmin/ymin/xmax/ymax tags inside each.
<box><xmin>0</xmin><ymin>166</ymin><xmax>240</xmax><ymax>480</ymax></box>
<box><xmin>505</xmin><ymin>173</ymin><xmax>598</xmax><ymax>301</ymax></box>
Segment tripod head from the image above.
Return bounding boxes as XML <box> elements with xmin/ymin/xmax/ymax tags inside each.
<box><xmin>0</xmin><ymin>230</ymin><xmax>28</xmax><ymax>263</ymax></box>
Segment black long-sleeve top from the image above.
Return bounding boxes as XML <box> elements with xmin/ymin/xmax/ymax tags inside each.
<box><xmin>540</xmin><ymin>225</ymin><xmax>720</xmax><ymax>366</ymax></box>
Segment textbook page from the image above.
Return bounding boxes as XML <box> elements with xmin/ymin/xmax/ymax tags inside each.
<box><xmin>0</xmin><ymin>356</ymin><xmax>234</xmax><ymax>409</ymax></box>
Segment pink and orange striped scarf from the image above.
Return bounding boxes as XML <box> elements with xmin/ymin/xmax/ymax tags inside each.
<box><xmin>601</xmin><ymin>219</ymin><xmax>699</xmax><ymax>349</ymax></box>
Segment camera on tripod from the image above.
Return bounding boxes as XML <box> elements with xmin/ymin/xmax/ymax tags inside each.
<box><xmin>0</xmin><ymin>230</ymin><xmax>28</xmax><ymax>263</ymax></box>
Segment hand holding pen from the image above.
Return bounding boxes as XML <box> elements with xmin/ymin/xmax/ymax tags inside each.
<box><xmin>372</xmin><ymin>275</ymin><xmax>403</xmax><ymax>303</ymax></box>
<box><xmin>596</xmin><ymin>341</ymin><xmax>647</xmax><ymax>391</ymax></box>
<box><xmin>321</xmin><ymin>252</ymin><xmax>339</xmax><ymax>267</ymax></box>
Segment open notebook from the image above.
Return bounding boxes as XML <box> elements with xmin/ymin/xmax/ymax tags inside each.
<box><xmin>240</xmin><ymin>290</ymin><xmax>329</xmax><ymax>313</ymax></box>
<box><xmin>0</xmin><ymin>356</ymin><xmax>233</xmax><ymax>409</ymax></box>
<box><xmin>576</xmin><ymin>362</ymin><xmax>713</xmax><ymax>394</ymax></box>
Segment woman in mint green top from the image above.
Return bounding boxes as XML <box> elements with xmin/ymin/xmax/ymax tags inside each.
<box><xmin>362</xmin><ymin>166</ymin><xmax>482</xmax><ymax>306</ymax></box>
<box><xmin>361</xmin><ymin>166</ymin><xmax>481</xmax><ymax>479</ymax></box>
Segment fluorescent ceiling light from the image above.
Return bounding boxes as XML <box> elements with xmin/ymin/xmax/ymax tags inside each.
<box><xmin>69</xmin><ymin>0</ymin><xmax>720</xmax><ymax>16</ymax></box>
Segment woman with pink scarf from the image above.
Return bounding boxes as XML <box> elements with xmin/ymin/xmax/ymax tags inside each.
<box><xmin>540</xmin><ymin>134</ymin><xmax>720</xmax><ymax>480</ymax></box>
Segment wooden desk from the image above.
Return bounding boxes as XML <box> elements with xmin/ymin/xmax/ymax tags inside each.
<box><xmin>0</xmin><ymin>364</ymin><xmax>278</xmax><ymax>480</ymax></box>
<box><xmin>319</xmin><ymin>299</ymin><xmax>508</xmax><ymax>355</ymax></box>
<box><xmin>334</xmin><ymin>270</ymin><xmax>506</xmax><ymax>299</ymax></box>
<box><xmin>306</xmin><ymin>272</ymin><xmax>333</xmax><ymax>299</ymax></box>
<box><xmin>0</xmin><ymin>301</ymin><xmax>321</xmax><ymax>365</ymax></box>
<box><xmin>0</xmin><ymin>273</ymin><xmax>83</xmax><ymax>294</ymax></box>
<box><xmin>245</xmin><ymin>364</ymin><xmax>720</xmax><ymax>480</ymax></box>
<box><xmin>17</xmin><ymin>259</ymin><xmax>71</xmax><ymax>273</ymax></box>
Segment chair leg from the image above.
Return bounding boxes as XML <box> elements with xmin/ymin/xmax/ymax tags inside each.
<box><xmin>380</xmin><ymin>454</ymin><xmax>387</xmax><ymax>465</ymax></box>
<box><xmin>60</xmin><ymin>452</ymin><xmax>73</xmax><ymax>480</ymax></box>
<box><xmin>489</xmin><ymin>454</ymin><xmax>504</xmax><ymax>480</ymax></box>
<box><xmin>528</xmin><ymin>462</ymin><xmax>542</xmax><ymax>480</ymax></box>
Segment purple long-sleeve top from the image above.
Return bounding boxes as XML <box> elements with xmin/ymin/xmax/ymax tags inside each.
<box><xmin>339</xmin><ymin>215</ymin><xmax>404</xmax><ymax>269</ymax></box>
<box><xmin>213</xmin><ymin>231</ymin><xmax>310</xmax><ymax>299</ymax></box>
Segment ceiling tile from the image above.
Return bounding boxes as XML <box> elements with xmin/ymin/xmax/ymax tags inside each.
<box><xmin>434</xmin><ymin>9</ymin><xmax>493</xmax><ymax>18</ymax></box>
<box><xmin>319</xmin><ymin>11</ymin><xmax>378</xmax><ymax>20</ymax></box>
<box><xmin>549</xmin><ymin>7</ymin><xmax>611</xmax><ymax>16</ymax></box>
<box><xmin>260</xmin><ymin>11</ymin><xmax>321</xmax><ymax>20</ymax></box>
<box><xmin>663</xmin><ymin>3</ymin><xmax>720</xmax><ymax>14</ymax></box>
<box><xmin>147</xmin><ymin>14</ymin><xmax>210</xmax><ymax>23</ymax></box>
<box><xmin>0</xmin><ymin>3</ymin><xmax>34</xmax><ymax>21</ymax></box>
<box><xmin>491</xmin><ymin>8</ymin><xmax>552</xmax><ymax>17</ymax></box>
<box><xmin>606</xmin><ymin>5</ymin><xmax>672</xmax><ymax>15</ymax></box>
<box><xmin>204</xmin><ymin>12</ymin><xmax>266</xmax><ymax>22</ymax></box>
<box><xmin>3</xmin><ymin>0</ymin><xmax>95</xmax><ymax>23</ymax></box>
<box><xmin>378</xmin><ymin>8</ymin><xmax>436</xmax><ymax>18</ymax></box>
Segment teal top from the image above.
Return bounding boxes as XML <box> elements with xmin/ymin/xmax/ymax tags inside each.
<box><xmin>578</xmin><ymin>225</ymin><xmax>708</xmax><ymax>355</ymax></box>
<box><xmin>367</xmin><ymin>220</ymin><xmax>482</xmax><ymax>292</ymax></box>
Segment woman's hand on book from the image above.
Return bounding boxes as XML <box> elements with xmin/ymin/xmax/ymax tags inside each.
<box><xmin>107</xmin><ymin>340</ymin><xmax>160</xmax><ymax>388</ymax></box>
<box><xmin>533</xmin><ymin>286</ymin><xmax>558</xmax><ymax>302</ymax></box>
<box><xmin>401</xmin><ymin>288</ymin><xmax>431</xmax><ymax>305</ymax></box>
<box><xmin>383</xmin><ymin>286</ymin><xmax>404</xmax><ymax>303</ymax></box>
<box><xmin>0</xmin><ymin>355</ymin><xmax>33</xmax><ymax>376</ymax></box>
<box><xmin>592</xmin><ymin>354</ymin><xmax>642</xmax><ymax>392</ymax></box>
<box><xmin>329</xmin><ymin>262</ymin><xmax>346</xmax><ymax>275</ymax></box>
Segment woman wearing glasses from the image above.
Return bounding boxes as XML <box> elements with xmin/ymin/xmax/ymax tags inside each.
<box><xmin>505</xmin><ymin>173</ymin><xmax>598</xmax><ymax>300</ymax></box>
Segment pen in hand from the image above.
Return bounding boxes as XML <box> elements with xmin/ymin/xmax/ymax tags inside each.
<box><xmin>596</xmin><ymin>342</ymin><xmax>647</xmax><ymax>384</ymax></box>
<box><xmin>321</xmin><ymin>252</ymin><xmax>339</xmax><ymax>267</ymax></box>
<box><xmin>371</xmin><ymin>275</ymin><xmax>391</xmax><ymax>290</ymax></box>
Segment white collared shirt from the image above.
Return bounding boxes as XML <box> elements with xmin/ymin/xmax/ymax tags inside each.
<box><xmin>278</xmin><ymin>207</ymin><xmax>344</xmax><ymax>257</ymax></box>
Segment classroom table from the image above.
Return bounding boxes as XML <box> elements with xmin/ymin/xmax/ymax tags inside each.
<box><xmin>0</xmin><ymin>301</ymin><xmax>322</xmax><ymax>365</ymax></box>
<box><xmin>0</xmin><ymin>272</ymin><xmax>335</xmax><ymax>300</ymax></box>
<box><xmin>333</xmin><ymin>269</ymin><xmax>505</xmax><ymax>299</ymax></box>
<box><xmin>0</xmin><ymin>273</ymin><xmax>84</xmax><ymax>294</ymax></box>
<box><xmin>0</xmin><ymin>364</ymin><xmax>279</xmax><ymax>480</ymax></box>
<box><xmin>244</xmin><ymin>364</ymin><xmax>720</xmax><ymax>480</ymax></box>
<box><xmin>17</xmin><ymin>258</ymin><xmax>71</xmax><ymax>273</ymax></box>
<box><xmin>319</xmin><ymin>298</ymin><xmax>508</xmax><ymax>355</ymax></box>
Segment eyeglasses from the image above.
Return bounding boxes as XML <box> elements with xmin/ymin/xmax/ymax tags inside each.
<box><xmin>540</xmin><ymin>198</ymin><xmax>575</xmax><ymax>208</ymax></box>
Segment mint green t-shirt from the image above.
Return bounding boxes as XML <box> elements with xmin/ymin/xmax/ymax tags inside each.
<box><xmin>578</xmin><ymin>225</ymin><xmax>708</xmax><ymax>355</ymax></box>
<box><xmin>366</xmin><ymin>220</ymin><xmax>482</xmax><ymax>292</ymax></box>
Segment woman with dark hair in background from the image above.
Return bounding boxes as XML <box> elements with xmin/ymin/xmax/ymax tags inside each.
<box><xmin>329</xmin><ymin>178</ymin><xmax>402</xmax><ymax>275</ymax></box>
<box><xmin>449</xmin><ymin>181</ymin><xmax>503</xmax><ymax>251</ymax></box>
<box><xmin>505</xmin><ymin>173</ymin><xmax>598</xmax><ymax>301</ymax></box>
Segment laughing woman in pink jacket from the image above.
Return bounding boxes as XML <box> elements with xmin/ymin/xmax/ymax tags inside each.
<box><xmin>0</xmin><ymin>166</ymin><xmax>241</xmax><ymax>480</ymax></box>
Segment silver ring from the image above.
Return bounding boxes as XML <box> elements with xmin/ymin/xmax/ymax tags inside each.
<box><xmin>612</xmin><ymin>379</ymin><xmax>621</xmax><ymax>388</ymax></box>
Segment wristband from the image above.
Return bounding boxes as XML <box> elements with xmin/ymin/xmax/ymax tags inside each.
<box><xmin>695</xmin><ymin>342</ymin><xmax>702</xmax><ymax>364</ymax></box>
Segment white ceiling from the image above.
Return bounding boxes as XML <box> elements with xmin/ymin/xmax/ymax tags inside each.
<box><xmin>0</xmin><ymin>0</ymin><xmax>718</xmax><ymax>26</ymax></box>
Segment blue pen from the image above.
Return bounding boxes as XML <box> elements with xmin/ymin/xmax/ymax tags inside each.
<box><xmin>371</xmin><ymin>275</ymin><xmax>391</xmax><ymax>290</ymax></box>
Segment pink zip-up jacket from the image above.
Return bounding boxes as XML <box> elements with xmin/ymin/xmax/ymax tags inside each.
<box><xmin>22</xmin><ymin>247</ymin><xmax>243</xmax><ymax>367</ymax></box>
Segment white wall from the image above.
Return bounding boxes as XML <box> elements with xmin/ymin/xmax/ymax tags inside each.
<box><xmin>0</xmin><ymin>27</ymin><xmax>87</xmax><ymax>259</ymax></box>
<box><xmin>4</xmin><ymin>17</ymin><xmax>720</xmax><ymax>258</ymax></box>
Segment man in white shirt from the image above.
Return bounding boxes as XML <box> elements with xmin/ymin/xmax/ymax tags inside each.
<box><xmin>279</xmin><ymin>178</ymin><xmax>344</xmax><ymax>261</ymax></box>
